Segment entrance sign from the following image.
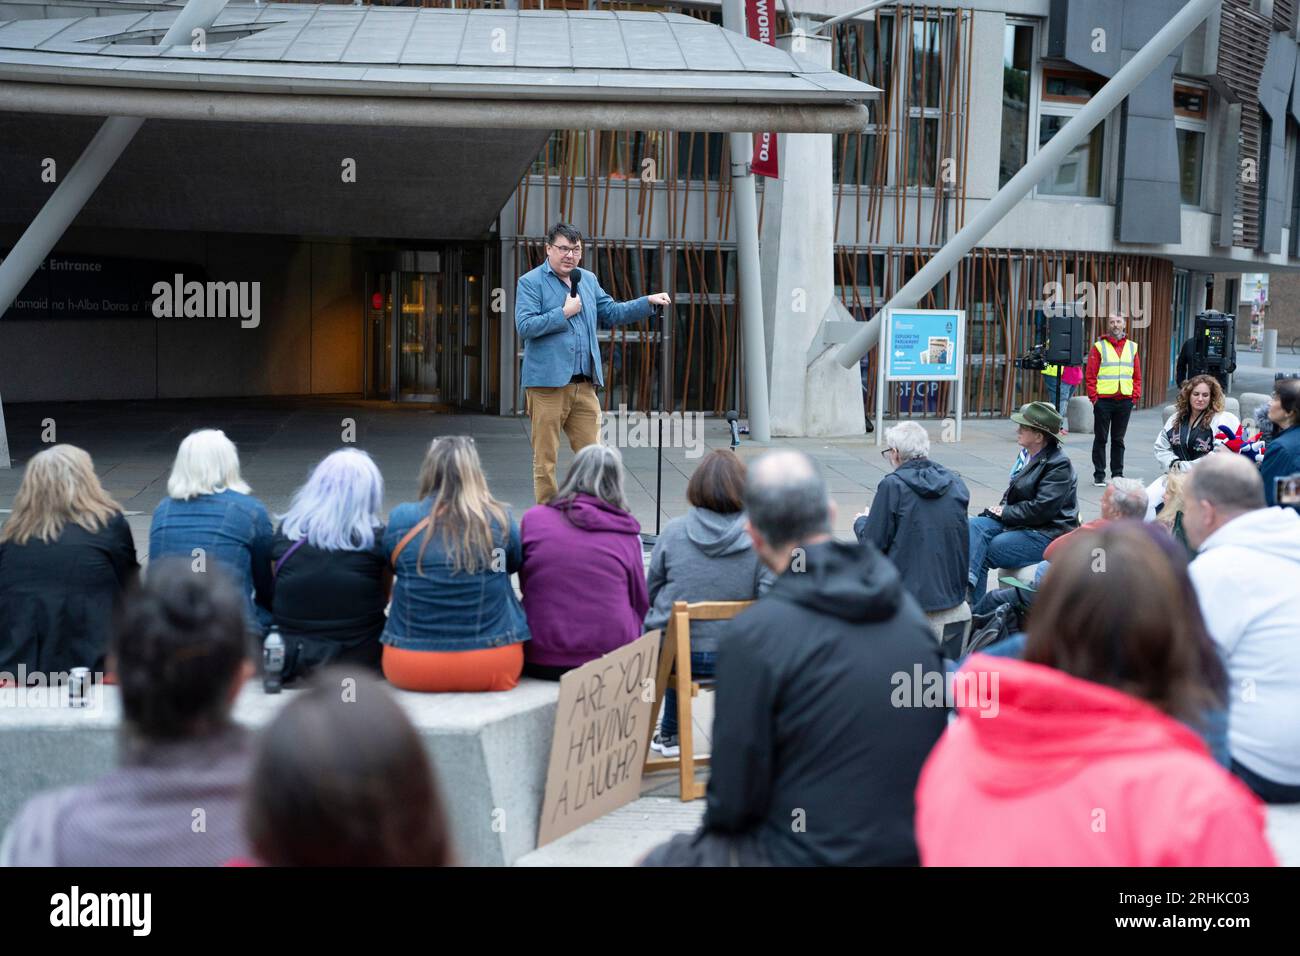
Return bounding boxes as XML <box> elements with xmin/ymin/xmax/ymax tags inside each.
<box><xmin>876</xmin><ymin>308</ymin><xmax>966</xmax><ymax>444</ymax></box>
<box><xmin>537</xmin><ymin>631</ymin><xmax>661</xmax><ymax>847</ymax></box>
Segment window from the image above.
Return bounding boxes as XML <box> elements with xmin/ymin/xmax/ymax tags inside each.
<box><xmin>1036</xmin><ymin>66</ymin><xmax>1107</xmax><ymax>198</ymax></box>
<box><xmin>1174</xmin><ymin>83</ymin><xmax>1208</xmax><ymax>206</ymax></box>
<box><xmin>834</xmin><ymin>132</ymin><xmax>880</xmax><ymax>185</ymax></box>
<box><xmin>835</xmin><ymin>252</ymin><xmax>888</xmax><ymax>305</ymax></box>
<box><xmin>596</xmin><ymin>131</ymin><xmax>665</xmax><ymax>181</ymax></box>
<box><xmin>1174</xmin><ymin>84</ymin><xmax>1208</xmax><ymax>120</ymax></box>
<box><xmin>833</xmin><ymin>21</ymin><xmax>890</xmax><ymax>185</ymax></box>
<box><xmin>676</xmin><ymin>132</ymin><xmax>726</xmax><ymax>181</ymax></box>
<box><xmin>905</xmin><ymin>18</ymin><xmax>943</xmax><ymax>185</ymax></box>
<box><xmin>1000</xmin><ymin>22</ymin><xmax>1034</xmax><ymax>187</ymax></box>
<box><xmin>530</xmin><ymin>130</ymin><xmax>587</xmax><ymax>177</ymax></box>
<box><xmin>1042</xmin><ymin>69</ymin><xmax>1105</xmax><ymax>103</ymax></box>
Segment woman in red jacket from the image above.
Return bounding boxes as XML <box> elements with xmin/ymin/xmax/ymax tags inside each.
<box><xmin>916</xmin><ymin>522</ymin><xmax>1276</xmax><ymax>867</ymax></box>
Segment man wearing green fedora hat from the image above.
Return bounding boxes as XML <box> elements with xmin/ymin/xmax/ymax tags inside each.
<box><xmin>966</xmin><ymin>401</ymin><xmax>1079</xmax><ymax>603</ymax></box>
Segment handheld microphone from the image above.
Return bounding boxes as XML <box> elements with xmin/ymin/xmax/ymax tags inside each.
<box><xmin>726</xmin><ymin>409</ymin><xmax>741</xmax><ymax>450</ymax></box>
<box><xmin>569</xmin><ymin>268</ymin><xmax>581</xmax><ymax>298</ymax></box>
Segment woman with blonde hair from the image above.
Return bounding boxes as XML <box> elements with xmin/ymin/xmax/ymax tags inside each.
<box><xmin>0</xmin><ymin>445</ymin><xmax>138</xmax><ymax>672</ymax></box>
<box><xmin>1155</xmin><ymin>468</ymin><xmax>1195</xmax><ymax>558</ymax></box>
<box><xmin>381</xmin><ymin>436</ymin><xmax>528</xmax><ymax>692</ymax></box>
<box><xmin>149</xmin><ymin>429</ymin><xmax>274</xmax><ymax>636</ymax></box>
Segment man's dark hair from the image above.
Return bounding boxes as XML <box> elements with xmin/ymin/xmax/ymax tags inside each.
<box><xmin>546</xmin><ymin>222</ymin><xmax>582</xmax><ymax>246</ymax></box>
<box><xmin>245</xmin><ymin>669</ymin><xmax>453</xmax><ymax>867</ymax></box>
<box><xmin>743</xmin><ymin>450</ymin><xmax>831</xmax><ymax>548</ymax></box>
<box><xmin>1275</xmin><ymin>377</ymin><xmax>1300</xmax><ymax>422</ymax></box>
<box><xmin>112</xmin><ymin>558</ymin><xmax>247</xmax><ymax>740</ymax></box>
<box><xmin>687</xmin><ymin>450</ymin><xmax>747</xmax><ymax>514</ymax></box>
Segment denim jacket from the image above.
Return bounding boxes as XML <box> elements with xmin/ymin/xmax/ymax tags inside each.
<box><xmin>381</xmin><ymin>500</ymin><xmax>529</xmax><ymax>652</ymax></box>
<box><xmin>148</xmin><ymin>490</ymin><xmax>274</xmax><ymax>635</ymax></box>
<box><xmin>514</xmin><ymin>260</ymin><xmax>653</xmax><ymax>389</ymax></box>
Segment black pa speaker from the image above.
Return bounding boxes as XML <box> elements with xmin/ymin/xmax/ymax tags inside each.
<box><xmin>1045</xmin><ymin>313</ymin><xmax>1084</xmax><ymax>366</ymax></box>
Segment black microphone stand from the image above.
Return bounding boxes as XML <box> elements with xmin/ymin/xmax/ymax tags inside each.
<box><xmin>641</xmin><ymin>305</ymin><xmax>666</xmax><ymax>551</ymax></box>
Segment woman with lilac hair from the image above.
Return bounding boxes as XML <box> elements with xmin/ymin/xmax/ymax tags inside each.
<box><xmin>268</xmin><ymin>449</ymin><xmax>391</xmax><ymax>683</ymax></box>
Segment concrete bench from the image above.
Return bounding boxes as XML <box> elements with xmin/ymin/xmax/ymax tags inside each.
<box><xmin>1240</xmin><ymin>392</ymin><xmax>1271</xmax><ymax>429</ymax></box>
<box><xmin>0</xmin><ymin>678</ymin><xmax>559</xmax><ymax>867</ymax></box>
<box><xmin>1066</xmin><ymin>395</ymin><xmax>1093</xmax><ymax>434</ymax></box>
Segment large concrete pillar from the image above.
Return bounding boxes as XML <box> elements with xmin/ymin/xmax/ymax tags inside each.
<box><xmin>760</xmin><ymin>19</ymin><xmax>865</xmax><ymax>437</ymax></box>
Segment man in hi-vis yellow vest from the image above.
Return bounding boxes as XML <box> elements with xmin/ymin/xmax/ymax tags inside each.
<box><xmin>1085</xmin><ymin>314</ymin><xmax>1142</xmax><ymax>488</ymax></box>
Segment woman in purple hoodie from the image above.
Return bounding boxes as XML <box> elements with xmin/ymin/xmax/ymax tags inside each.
<box><xmin>519</xmin><ymin>444</ymin><xmax>649</xmax><ymax>679</ymax></box>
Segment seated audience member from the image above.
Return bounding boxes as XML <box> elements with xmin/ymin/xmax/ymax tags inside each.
<box><xmin>853</xmin><ymin>421</ymin><xmax>971</xmax><ymax>640</ymax></box>
<box><xmin>975</xmin><ymin>522</ymin><xmax>1231</xmax><ymax>766</ymax></box>
<box><xmin>967</xmin><ymin>402</ymin><xmax>1078</xmax><ymax>602</ymax></box>
<box><xmin>916</xmin><ymin>523</ymin><xmax>1273</xmax><ymax>866</ymax></box>
<box><xmin>382</xmin><ymin>436</ymin><xmax>528</xmax><ymax>693</ymax></box>
<box><xmin>645</xmin><ymin>450</ymin><xmax>774</xmax><ymax>756</ymax></box>
<box><xmin>243</xmin><ymin>670</ymin><xmax>453</xmax><ymax>866</ymax></box>
<box><xmin>0</xmin><ymin>445</ymin><xmax>138</xmax><ymax>673</ymax></box>
<box><xmin>1259</xmin><ymin>377</ymin><xmax>1300</xmax><ymax>506</ymax></box>
<box><xmin>1154</xmin><ymin>469</ymin><xmax>1195</xmax><ymax>558</ymax></box>
<box><xmin>149</xmin><ymin>429</ymin><xmax>274</xmax><ymax>636</ymax></box>
<box><xmin>1146</xmin><ymin>375</ymin><xmax>1239</xmax><ymax>516</ymax></box>
<box><xmin>1040</xmin><ymin>476</ymin><xmax>1147</xmax><ymax>562</ymax></box>
<box><xmin>520</xmin><ymin>443</ymin><xmax>647</xmax><ymax>679</ymax></box>
<box><xmin>642</xmin><ymin>450</ymin><xmax>947</xmax><ymax>867</ymax></box>
<box><xmin>1183</xmin><ymin>453</ymin><xmax>1300</xmax><ymax>803</ymax></box>
<box><xmin>270</xmin><ymin>449</ymin><xmax>390</xmax><ymax>682</ymax></box>
<box><xmin>0</xmin><ymin>560</ymin><xmax>254</xmax><ymax>866</ymax></box>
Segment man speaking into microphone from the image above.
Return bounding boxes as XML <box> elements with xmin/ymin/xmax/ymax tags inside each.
<box><xmin>515</xmin><ymin>222</ymin><xmax>671</xmax><ymax>503</ymax></box>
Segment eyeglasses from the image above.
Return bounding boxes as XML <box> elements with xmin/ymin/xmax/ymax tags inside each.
<box><xmin>880</xmin><ymin>449</ymin><xmax>895</xmax><ymax>459</ymax></box>
<box><xmin>550</xmin><ymin>244</ymin><xmax>583</xmax><ymax>260</ymax></box>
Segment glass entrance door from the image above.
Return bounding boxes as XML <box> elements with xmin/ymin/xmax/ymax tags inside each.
<box><xmin>364</xmin><ymin>247</ymin><xmax>497</xmax><ymax>407</ymax></box>
<box><xmin>397</xmin><ymin>271</ymin><xmax>442</xmax><ymax>401</ymax></box>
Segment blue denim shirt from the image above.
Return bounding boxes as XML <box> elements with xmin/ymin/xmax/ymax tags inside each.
<box><xmin>514</xmin><ymin>260</ymin><xmax>654</xmax><ymax>389</ymax></box>
<box><xmin>148</xmin><ymin>490</ymin><xmax>274</xmax><ymax>635</ymax></box>
<box><xmin>381</xmin><ymin>500</ymin><xmax>529</xmax><ymax>652</ymax></box>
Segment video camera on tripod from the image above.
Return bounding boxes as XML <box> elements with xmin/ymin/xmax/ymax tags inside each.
<box><xmin>1015</xmin><ymin>307</ymin><xmax>1085</xmax><ymax>407</ymax></box>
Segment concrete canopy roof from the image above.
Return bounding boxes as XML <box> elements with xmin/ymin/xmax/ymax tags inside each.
<box><xmin>0</xmin><ymin>5</ymin><xmax>878</xmax><ymax>132</ymax></box>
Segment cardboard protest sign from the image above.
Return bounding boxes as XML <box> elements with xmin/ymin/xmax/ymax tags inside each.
<box><xmin>536</xmin><ymin>631</ymin><xmax>661</xmax><ymax>847</ymax></box>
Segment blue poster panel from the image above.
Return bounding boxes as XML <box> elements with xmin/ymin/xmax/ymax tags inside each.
<box><xmin>885</xmin><ymin>309</ymin><xmax>961</xmax><ymax>381</ymax></box>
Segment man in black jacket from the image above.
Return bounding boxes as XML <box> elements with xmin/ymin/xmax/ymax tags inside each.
<box><xmin>641</xmin><ymin>450</ymin><xmax>948</xmax><ymax>867</ymax></box>
<box><xmin>967</xmin><ymin>401</ymin><xmax>1079</xmax><ymax>603</ymax></box>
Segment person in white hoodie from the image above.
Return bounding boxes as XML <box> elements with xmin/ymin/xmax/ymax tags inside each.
<box><xmin>1145</xmin><ymin>375</ymin><xmax>1240</xmax><ymax>520</ymax></box>
<box><xmin>1184</xmin><ymin>453</ymin><xmax>1300</xmax><ymax>804</ymax></box>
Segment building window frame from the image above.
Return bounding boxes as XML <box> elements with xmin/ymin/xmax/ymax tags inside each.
<box><xmin>1031</xmin><ymin>58</ymin><xmax>1111</xmax><ymax>203</ymax></box>
<box><xmin>1000</xmin><ymin>17</ymin><xmax>1037</xmax><ymax>189</ymax></box>
<box><xmin>1174</xmin><ymin>80</ymin><xmax>1210</xmax><ymax>208</ymax></box>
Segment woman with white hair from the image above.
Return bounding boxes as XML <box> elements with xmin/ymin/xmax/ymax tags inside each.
<box><xmin>268</xmin><ymin>449</ymin><xmax>390</xmax><ymax>683</ymax></box>
<box><xmin>519</xmin><ymin>443</ymin><xmax>649</xmax><ymax>679</ymax></box>
<box><xmin>853</xmin><ymin>420</ymin><xmax>971</xmax><ymax>643</ymax></box>
<box><xmin>0</xmin><ymin>445</ymin><xmax>139</xmax><ymax>673</ymax></box>
<box><xmin>149</xmin><ymin>429</ymin><xmax>274</xmax><ymax>636</ymax></box>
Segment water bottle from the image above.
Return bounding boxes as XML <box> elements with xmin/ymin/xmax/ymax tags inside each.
<box><xmin>263</xmin><ymin>629</ymin><xmax>285</xmax><ymax>694</ymax></box>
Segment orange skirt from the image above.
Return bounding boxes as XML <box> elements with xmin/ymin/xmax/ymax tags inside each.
<box><xmin>382</xmin><ymin>642</ymin><xmax>523</xmax><ymax>693</ymax></box>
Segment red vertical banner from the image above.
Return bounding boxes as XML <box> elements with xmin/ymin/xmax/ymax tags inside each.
<box><xmin>745</xmin><ymin>0</ymin><xmax>780</xmax><ymax>178</ymax></box>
